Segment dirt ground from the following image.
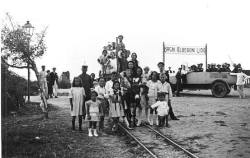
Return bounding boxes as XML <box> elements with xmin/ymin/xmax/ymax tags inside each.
<box><xmin>2</xmin><ymin>88</ymin><xmax>250</xmax><ymax>158</ymax></box>
<box><xmin>161</xmin><ymin>88</ymin><xmax>250</xmax><ymax>158</ymax></box>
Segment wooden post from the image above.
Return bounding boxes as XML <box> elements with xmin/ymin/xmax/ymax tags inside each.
<box><xmin>205</xmin><ymin>44</ymin><xmax>207</xmax><ymax>71</ymax></box>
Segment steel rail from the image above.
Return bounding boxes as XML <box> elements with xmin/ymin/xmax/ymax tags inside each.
<box><xmin>145</xmin><ymin>125</ymin><xmax>199</xmax><ymax>158</ymax></box>
<box><xmin>118</xmin><ymin>123</ymin><xmax>158</xmax><ymax>158</ymax></box>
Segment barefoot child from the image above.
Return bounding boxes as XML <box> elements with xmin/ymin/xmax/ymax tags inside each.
<box><xmin>69</xmin><ymin>77</ymin><xmax>86</xmax><ymax>131</ymax></box>
<box><xmin>86</xmin><ymin>91</ymin><xmax>101</xmax><ymax>137</ymax></box>
<box><xmin>151</xmin><ymin>92</ymin><xmax>169</xmax><ymax>127</ymax></box>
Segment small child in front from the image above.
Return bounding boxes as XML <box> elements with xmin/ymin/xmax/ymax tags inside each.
<box><xmin>151</xmin><ymin>92</ymin><xmax>169</xmax><ymax>127</ymax></box>
<box><xmin>86</xmin><ymin>90</ymin><xmax>101</xmax><ymax>137</ymax></box>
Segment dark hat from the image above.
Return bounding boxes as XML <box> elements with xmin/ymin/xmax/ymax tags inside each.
<box><xmin>157</xmin><ymin>62</ymin><xmax>164</xmax><ymax>66</ymax></box>
<box><xmin>53</xmin><ymin>67</ymin><xmax>56</xmax><ymax>70</ymax></box>
<box><xmin>42</xmin><ymin>65</ymin><xmax>45</xmax><ymax>67</ymax></box>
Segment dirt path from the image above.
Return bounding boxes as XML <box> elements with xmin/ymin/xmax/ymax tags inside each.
<box><xmin>2</xmin><ymin>88</ymin><xmax>250</xmax><ymax>158</ymax></box>
<box><xmin>2</xmin><ymin>96</ymin><xmax>141</xmax><ymax>158</ymax></box>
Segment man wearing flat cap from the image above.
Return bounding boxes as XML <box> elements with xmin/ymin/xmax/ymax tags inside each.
<box><xmin>79</xmin><ymin>63</ymin><xmax>93</xmax><ymax>118</ymax></box>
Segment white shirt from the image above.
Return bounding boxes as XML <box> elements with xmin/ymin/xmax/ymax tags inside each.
<box><xmin>151</xmin><ymin>101</ymin><xmax>169</xmax><ymax>116</ymax></box>
<box><xmin>105</xmin><ymin>80</ymin><xmax>114</xmax><ymax>95</ymax></box>
<box><xmin>147</xmin><ymin>80</ymin><xmax>161</xmax><ymax>98</ymax></box>
<box><xmin>106</xmin><ymin>59</ymin><xmax>117</xmax><ymax>74</ymax></box>
<box><xmin>95</xmin><ymin>85</ymin><xmax>109</xmax><ymax>99</ymax></box>
<box><xmin>157</xmin><ymin>81</ymin><xmax>173</xmax><ymax>100</ymax></box>
<box><xmin>39</xmin><ymin>70</ymin><xmax>47</xmax><ymax>82</ymax></box>
<box><xmin>230</xmin><ymin>72</ymin><xmax>250</xmax><ymax>85</ymax></box>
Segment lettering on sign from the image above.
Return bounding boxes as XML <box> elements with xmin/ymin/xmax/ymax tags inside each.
<box><xmin>164</xmin><ymin>45</ymin><xmax>206</xmax><ymax>55</ymax></box>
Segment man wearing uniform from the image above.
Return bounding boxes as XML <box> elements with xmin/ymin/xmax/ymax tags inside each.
<box><xmin>50</xmin><ymin>67</ymin><xmax>59</xmax><ymax>98</ymax></box>
<box><xmin>79</xmin><ymin>64</ymin><xmax>93</xmax><ymax>119</ymax></box>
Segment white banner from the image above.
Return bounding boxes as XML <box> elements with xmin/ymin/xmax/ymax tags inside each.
<box><xmin>164</xmin><ymin>45</ymin><xmax>206</xmax><ymax>55</ymax></box>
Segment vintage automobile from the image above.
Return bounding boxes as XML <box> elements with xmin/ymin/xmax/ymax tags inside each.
<box><xmin>169</xmin><ymin>72</ymin><xmax>237</xmax><ymax>98</ymax></box>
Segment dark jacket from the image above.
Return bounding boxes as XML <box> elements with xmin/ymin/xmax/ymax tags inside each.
<box><xmin>79</xmin><ymin>73</ymin><xmax>93</xmax><ymax>101</ymax></box>
<box><xmin>50</xmin><ymin>72</ymin><xmax>58</xmax><ymax>85</ymax></box>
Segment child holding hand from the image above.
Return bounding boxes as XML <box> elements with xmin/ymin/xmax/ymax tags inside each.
<box><xmin>86</xmin><ymin>91</ymin><xmax>101</xmax><ymax>137</ymax></box>
<box><xmin>151</xmin><ymin>92</ymin><xmax>169</xmax><ymax>127</ymax></box>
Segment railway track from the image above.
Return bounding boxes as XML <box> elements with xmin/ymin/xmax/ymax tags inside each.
<box><xmin>118</xmin><ymin>123</ymin><xmax>199</xmax><ymax>158</ymax></box>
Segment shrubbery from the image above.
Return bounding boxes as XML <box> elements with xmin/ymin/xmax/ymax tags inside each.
<box><xmin>1</xmin><ymin>64</ymin><xmax>39</xmax><ymax>116</ymax></box>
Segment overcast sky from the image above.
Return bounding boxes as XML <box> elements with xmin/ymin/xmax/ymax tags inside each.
<box><xmin>1</xmin><ymin>0</ymin><xmax>250</xmax><ymax>80</ymax></box>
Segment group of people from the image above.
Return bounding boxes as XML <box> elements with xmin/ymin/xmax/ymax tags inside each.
<box><xmin>70</xmin><ymin>54</ymin><xmax>180</xmax><ymax>137</ymax></box>
<box><xmin>39</xmin><ymin>65</ymin><xmax>59</xmax><ymax>99</ymax></box>
<box><xmin>206</xmin><ymin>63</ymin><xmax>231</xmax><ymax>72</ymax></box>
<box><xmin>67</xmin><ymin>35</ymin><xmax>250</xmax><ymax>138</ymax></box>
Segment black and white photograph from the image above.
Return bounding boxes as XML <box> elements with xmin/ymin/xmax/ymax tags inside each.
<box><xmin>1</xmin><ymin>0</ymin><xmax>250</xmax><ymax>157</ymax></box>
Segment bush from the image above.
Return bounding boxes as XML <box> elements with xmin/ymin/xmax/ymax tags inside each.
<box><xmin>1</xmin><ymin>64</ymin><xmax>27</xmax><ymax>116</ymax></box>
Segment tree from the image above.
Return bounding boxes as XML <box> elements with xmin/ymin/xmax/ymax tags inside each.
<box><xmin>1</xmin><ymin>14</ymin><xmax>49</xmax><ymax>118</ymax></box>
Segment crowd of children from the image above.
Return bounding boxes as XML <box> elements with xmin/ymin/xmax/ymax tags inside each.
<box><xmin>68</xmin><ymin>35</ymin><xmax>180</xmax><ymax>137</ymax></box>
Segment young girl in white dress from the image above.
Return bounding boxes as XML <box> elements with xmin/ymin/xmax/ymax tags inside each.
<box><xmin>109</xmin><ymin>81</ymin><xmax>124</xmax><ymax>131</ymax></box>
<box><xmin>69</xmin><ymin>77</ymin><xmax>86</xmax><ymax>131</ymax></box>
<box><xmin>86</xmin><ymin>91</ymin><xmax>101</xmax><ymax>137</ymax></box>
<box><xmin>147</xmin><ymin>71</ymin><xmax>160</xmax><ymax>126</ymax></box>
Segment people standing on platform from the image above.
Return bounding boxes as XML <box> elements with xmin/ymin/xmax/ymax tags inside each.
<box><xmin>39</xmin><ymin>65</ymin><xmax>48</xmax><ymax>99</ymax></box>
<box><xmin>86</xmin><ymin>91</ymin><xmax>101</xmax><ymax>137</ymax></box>
<box><xmin>50</xmin><ymin>67</ymin><xmax>59</xmax><ymax>98</ymax></box>
<box><xmin>69</xmin><ymin>77</ymin><xmax>86</xmax><ymax>131</ymax></box>
<box><xmin>230</xmin><ymin>68</ymin><xmax>250</xmax><ymax>99</ymax></box>
<box><xmin>147</xmin><ymin>71</ymin><xmax>161</xmax><ymax>126</ymax></box>
<box><xmin>79</xmin><ymin>64</ymin><xmax>93</xmax><ymax>119</ymax></box>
